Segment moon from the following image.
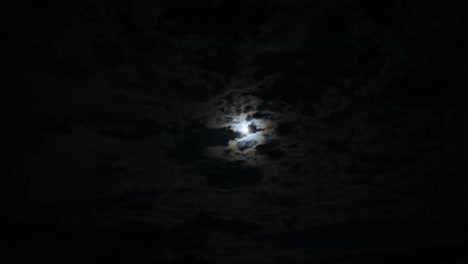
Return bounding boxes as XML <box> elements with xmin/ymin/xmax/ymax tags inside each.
<box><xmin>241</xmin><ymin>124</ymin><xmax>249</xmax><ymax>135</ymax></box>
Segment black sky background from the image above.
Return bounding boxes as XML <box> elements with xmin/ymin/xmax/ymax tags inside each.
<box><xmin>3</xmin><ymin>0</ymin><xmax>468</xmax><ymax>263</ymax></box>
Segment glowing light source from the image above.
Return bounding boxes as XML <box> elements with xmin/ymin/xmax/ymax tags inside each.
<box><xmin>241</xmin><ymin>124</ymin><xmax>249</xmax><ymax>134</ymax></box>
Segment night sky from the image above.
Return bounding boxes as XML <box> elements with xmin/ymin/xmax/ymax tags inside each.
<box><xmin>4</xmin><ymin>0</ymin><xmax>468</xmax><ymax>263</ymax></box>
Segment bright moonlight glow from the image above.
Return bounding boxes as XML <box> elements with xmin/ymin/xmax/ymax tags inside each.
<box><xmin>241</xmin><ymin>124</ymin><xmax>249</xmax><ymax>134</ymax></box>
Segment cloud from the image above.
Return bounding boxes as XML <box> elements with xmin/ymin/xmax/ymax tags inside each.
<box><xmin>5</xmin><ymin>0</ymin><xmax>468</xmax><ymax>261</ymax></box>
<box><xmin>255</xmin><ymin>140</ymin><xmax>285</xmax><ymax>160</ymax></box>
<box><xmin>193</xmin><ymin>159</ymin><xmax>264</xmax><ymax>190</ymax></box>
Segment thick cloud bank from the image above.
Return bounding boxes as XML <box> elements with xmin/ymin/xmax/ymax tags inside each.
<box><xmin>4</xmin><ymin>0</ymin><xmax>468</xmax><ymax>262</ymax></box>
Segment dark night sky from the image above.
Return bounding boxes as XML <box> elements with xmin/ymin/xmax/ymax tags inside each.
<box><xmin>3</xmin><ymin>0</ymin><xmax>468</xmax><ymax>263</ymax></box>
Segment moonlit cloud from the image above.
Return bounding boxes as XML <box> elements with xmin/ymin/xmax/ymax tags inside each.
<box><xmin>5</xmin><ymin>0</ymin><xmax>467</xmax><ymax>262</ymax></box>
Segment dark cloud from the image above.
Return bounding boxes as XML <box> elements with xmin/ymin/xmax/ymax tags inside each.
<box><xmin>188</xmin><ymin>212</ymin><xmax>262</xmax><ymax>234</ymax></box>
<box><xmin>256</xmin><ymin>219</ymin><xmax>468</xmax><ymax>252</ymax></box>
<box><xmin>259</xmin><ymin>191</ymin><xmax>305</xmax><ymax>208</ymax></box>
<box><xmin>255</xmin><ymin>140</ymin><xmax>285</xmax><ymax>160</ymax></box>
<box><xmin>201</xmin><ymin>160</ymin><xmax>264</xmax><ymax>190</ymax></box>
<box><xmin>275</xmin><ymin>122</ymin><xmax>296</xmax><ymax>136</ymax></box>
<box><xmin>4</xmin><ymin>0</ymin><xmax>468</xmax><ymax>262</ymax></box>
